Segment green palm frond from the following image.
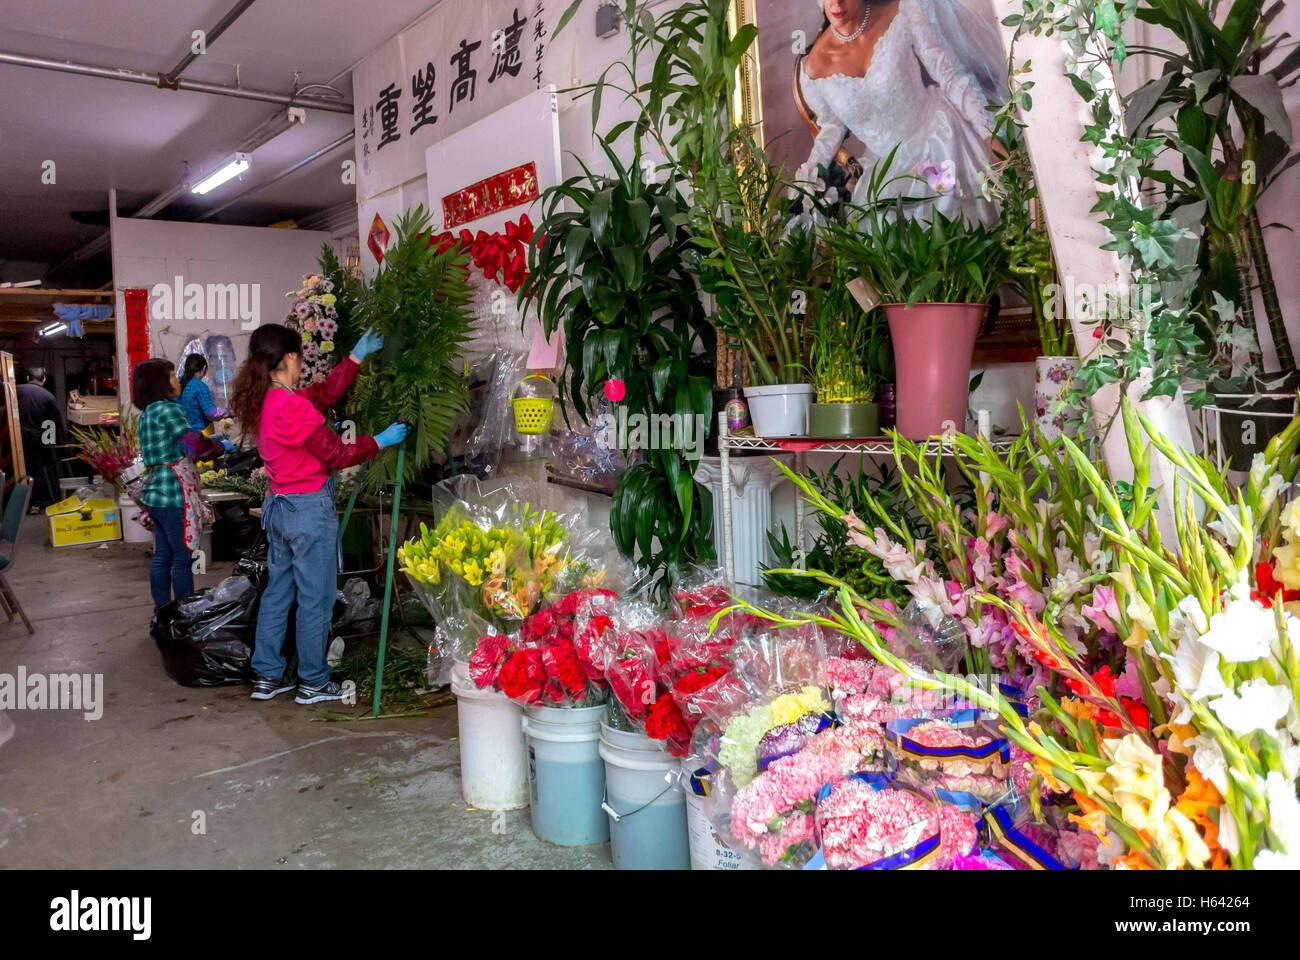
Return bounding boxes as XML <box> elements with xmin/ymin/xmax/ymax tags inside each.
<box><xmin>350</xmin><ymin>206</ymin><xmax>475</xmax><ymax>488</ymax></box>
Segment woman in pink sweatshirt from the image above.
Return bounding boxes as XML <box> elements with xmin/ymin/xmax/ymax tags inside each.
<box><xmin>229</xmin><ymin>323</ymin><xmax>407</xmax><ymax>704</ymax></box>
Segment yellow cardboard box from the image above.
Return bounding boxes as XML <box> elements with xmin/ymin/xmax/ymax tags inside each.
<box><xmin>46</xmin><ymin>495</ymin><xmax>122</xmax><ymax>548</ymax></box>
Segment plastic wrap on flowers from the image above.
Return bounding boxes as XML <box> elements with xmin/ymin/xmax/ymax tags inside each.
<box><xmin>397</xmin><ymin>477</ymin><xmax>585</xmax><ymax>629</ymax></box>
<box><xmin>715</xmin><ymin>684</ymin><xmax>833</xmax><ymax>790</ymax></box>
<box><xmin>822</xmin><ymin>655</ymin><xmax>961</xmax><ymax>725</ymax></box>
<box><xmin>713</xmin><ymin>718</ymin><xmax>875</xmax><ymax>869</ymax></box>
<box><xmin>810</xmin><ymin>774</ymin><xmax>960</xmax><ymax>870</ymax></box>
<box><xmin>888</xmin><ymin>598</ymin><xmax>969</xmax><ymax>675</ymax></box>
<box><xmin>885</xmin><ymin>709</ymin><xmax>1011</xmax><ymax>802</ymax></box>
<box><xmin>460</xmin><ymin>349</ymin><xmax>524</xmax><ymax>476</ymax></box>
<box><xmin>977</xmin><ymin>800</ymin><xmax>1086</xmax><ymax>870</ymax></box>
<box><xmin>466</xmin><ymin>588</ymin><xmax>619</xmax><ymax>707</ymax></box>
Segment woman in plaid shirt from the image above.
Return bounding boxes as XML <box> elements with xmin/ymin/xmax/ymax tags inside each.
<box><xmin>133</xmin><ymin>359</ymin><xmax>232</xmax><ymax>608</ymax></box>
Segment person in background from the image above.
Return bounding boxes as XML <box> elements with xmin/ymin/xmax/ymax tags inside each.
<box><xmin>133</xmin><ymin>359</ymin><xmax>233</xmax><ymax>609</ymax></box>
<box><xmin>17</xmin><ymin>367</ymin><xmax>64</xmax><ymax>513</ymax></box>
<box><xmin>177</xmin><ymin>353</ymin><xmax>232</xmax><ymax>436</ymax></box>
<box><xmin>229</xmin><ymin>323</ymin><xmax>405</xmax><ymax>705</ymax></box>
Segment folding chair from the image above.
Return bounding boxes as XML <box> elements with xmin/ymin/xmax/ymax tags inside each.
<box><xmin>0</xmin><ymin>477</ymin><xmax>34</xmax><ymax>634</ymax></box>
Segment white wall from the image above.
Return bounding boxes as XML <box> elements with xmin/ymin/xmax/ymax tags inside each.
<box><xmin>110</xmin><ymin>216</ymin><xmax>332</xmax><ymax>408</ymax></box>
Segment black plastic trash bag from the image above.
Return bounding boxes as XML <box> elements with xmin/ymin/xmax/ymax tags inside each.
<box><xmin>153</xmin><ymin>545</ymin><xmax>299</xmax><ymax>686</ymax></box>
<box><xmin>153</xmin><ymin>575</ymin><xmax>262</xmax><ymax>687</ymax></box>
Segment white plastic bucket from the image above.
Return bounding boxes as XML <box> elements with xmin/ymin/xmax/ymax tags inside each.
<box><xmin>451</xmin><ymin>661</ymin><xmax>529</xmax><ymax>810</ymax></box>
<box><xmin>522</xmin><ymin>703</ymin><xmax>608</xmax><ymax>846</ymax></box>
<box><xmin>683</xmin><ymin>763</ymin><xmax>757</xmax><ymax>870</ymax></box>
<box><xmin>744</xmin><ymin>383</ymin><xmax>814</xmax><ymax>438</ymax></box>
<box><xmin>119</xmin><ymin>494</ymin><xmax>152</xmax><ymax>543</ymax></box>
<box><xmin>598</xmin><ymin>721</ymin><xmax>690</xmax><ymax>870</ymax></box>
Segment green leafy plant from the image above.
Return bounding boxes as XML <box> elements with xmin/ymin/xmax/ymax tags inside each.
<box><xmin>523</xmin><ymin>0</ymin><xmax>759</xmax><ymax>599</ymax></box>
<box><xmin>762</xmin><ymin>458</ymin><xmax>946</xmax><ymax>604</ymax></box>
<box><xmin>318</xmin><ymin>242</ymin><xmax>365</xmax><ymax>349</ymax></box>
<box><xmin>826</xmin><ymin>149</ymin><xmax>1010</xmax><ymax>308</ymax></box>
<box><xmin>987</xmin><ymin>121</ymin><xmax>1073</xmax><ymax>357</ymax></box>
<box><xmin>999</xmin><ymin>2</ymin><xmax>1214</xmax><ymax>421</ymax></box>
<box><xmin>1126</xmin><ymin>0</ymin><xmax>1300</xmax><ymax>380</ymax></box>
<box><xmin>348</xmin><ymin>206</ymin><xmax>475</xmax><ymax>488</ymax></box>
<box><xmin>520</xmin><ymin>142</ymin><xmax>717</xmax><ymax>601</ymax></box>
<box><xmin>691</xmin><ymin>135</ymin><xmax>823</xmax><ymax>386</ymax></box>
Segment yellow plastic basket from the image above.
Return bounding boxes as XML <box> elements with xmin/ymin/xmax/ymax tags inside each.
<box><xmin>512</xmin><ymin>397</ymin><xmax>554</xmax><ymax>434</ymax></box>
<box><xmin>512</xmin><ymin>372</ymin><xmax>556</xmax><ymax>435</ymax></box>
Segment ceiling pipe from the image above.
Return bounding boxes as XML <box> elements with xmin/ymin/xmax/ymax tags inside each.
<box><xmin>0</xmin><ymin>50</ymin><xmax>353</xmax><ymax>114</ymax></box>
<box><xmin>199</xmin><ymin>131</ymin><xmax>354</xmax><ymax>220</ymax></box>
<box><xmin>160</xmin><ymin>0</ymin><xmax>259</xmax><ymax>86</ymax></box>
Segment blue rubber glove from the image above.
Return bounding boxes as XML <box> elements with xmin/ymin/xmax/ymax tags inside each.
<box><xmin>351</xmin><ymin>327</ymin><xmax>385</xmax><ymax>361</ymax></box>
<box><xmin>218</xmin><ymin>438</ymin><xmax>236</xmax><ymax>453</ymax></box>
<box><xmin>374</xmin><ymin>422</ymin><xmax>409</xmax><ymax>450</ymax></box>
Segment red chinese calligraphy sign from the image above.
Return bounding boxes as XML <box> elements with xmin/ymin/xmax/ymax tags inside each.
<box><xmin>441</xmin><ymin>161</ymin><xmax>540</xmax><ymax>230</ymax></box>
<box><xmin>123</xmin><ymin>288</ymin><xmax>151</xmax><ymax>377</ymax></box>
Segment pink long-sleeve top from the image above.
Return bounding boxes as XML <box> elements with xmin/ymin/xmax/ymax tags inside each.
<box><xmin>257</xmin><ymin>356</ymin><xmax>379</xmax><ymax>494</ymax></box>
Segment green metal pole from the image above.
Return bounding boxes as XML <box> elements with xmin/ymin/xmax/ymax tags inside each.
<box><xmin>371</xmin><ymin>442</ymin><xmax>405</xmax><ymax>716</ymax></box>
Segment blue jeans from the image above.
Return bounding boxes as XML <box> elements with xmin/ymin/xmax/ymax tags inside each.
<box><xmin>149</xmin><ymin>506</ymin><xmax>193</xmax><ymax>608</ymax></box>
<box><xmin>252</xmin><ymin>479</ymin><xmax>336</xmax><ymax>686</ymax></box>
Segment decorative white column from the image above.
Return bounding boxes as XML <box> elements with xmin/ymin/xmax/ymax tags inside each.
<box><xmin>695</xmin><ymin>454</ymin><xmax>794</xmax><ymax>587</ymax></box>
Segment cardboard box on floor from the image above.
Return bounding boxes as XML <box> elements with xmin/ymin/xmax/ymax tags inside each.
<box><xmin>46</xmin><ymin>494</ymin><xmax>122</xmax><ymax>547</ymax></box>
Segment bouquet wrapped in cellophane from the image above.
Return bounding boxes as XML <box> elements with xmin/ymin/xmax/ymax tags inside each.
<box><xmin>397</xmin><ymin>476</ymin><xmax>629</xmax><ymax>682</ymax></box>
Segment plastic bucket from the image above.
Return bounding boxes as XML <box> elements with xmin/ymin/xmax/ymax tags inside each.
<box><xmin>598</xmin><ymin>721</ymin><xmax>690</xmax><ymax>870</ymax></box>
<box><xmin>681</xmin><ymin>764</ymin><xmax>759</xmax><ymax>868</ymax></box>
<box><xmin>522</xmin><ymin>704</ymin><xmax>608</xmax><ymax>846</ymax></box>
<box><xmin>451</xmin><ymin>661</ymin><xmax>529</xmax><ymax>810</ymax></box>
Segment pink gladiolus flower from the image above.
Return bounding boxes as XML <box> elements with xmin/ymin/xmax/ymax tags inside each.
<box><xmin>1081</xmin><ymin>586</ymin><xmax>1121</xmax><ymax>634</ymax></box>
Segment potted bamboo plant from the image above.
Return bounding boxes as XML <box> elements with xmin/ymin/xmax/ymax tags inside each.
<box><xmin>807</xmin><ymin>264</ymin><xmax>886</xmax><ymax>437</ymax></box>
<box><xmin>826</xmin><ymin>151</ymin><xmax>1009</xmax><ymax>440</ymax></box>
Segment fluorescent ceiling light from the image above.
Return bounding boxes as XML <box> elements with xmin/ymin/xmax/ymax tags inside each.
<box><xmin>39</xmin><ymin>322</ymin><xmax>68</xmax><ymax>337</ymax></box>
<box><xmin>190</xmin><ymin>153</ymin><xmax>252</xmax><ymax>195</ymax></box>
<box><xmin>0</xmin><ymin>279</ymin><xmax>41</xmax><ymax>288</ymax></box>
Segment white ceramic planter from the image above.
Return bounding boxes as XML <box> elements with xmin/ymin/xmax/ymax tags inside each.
<box><xmin>743</xmin><ymin>383</ymin><xmax>814</xmax><ymax>438</ymax></box>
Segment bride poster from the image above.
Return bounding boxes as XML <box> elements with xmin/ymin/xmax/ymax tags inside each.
<box><xmin>740</xmin><ymin>0</ymin><xmax>1008</xmax><ymax>225</ymax></box>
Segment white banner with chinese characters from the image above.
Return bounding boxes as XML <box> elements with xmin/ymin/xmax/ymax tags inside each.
<box><xmin>353</xmin><ymin>0</ymin><xmax>567</xmax><ymax>204</ymax></box>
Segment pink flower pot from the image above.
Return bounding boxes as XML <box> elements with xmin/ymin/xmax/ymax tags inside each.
<box><xmin>884</xmin><ymin>303</ymin><xmax>988</xmax><ymax>440</ymax></box>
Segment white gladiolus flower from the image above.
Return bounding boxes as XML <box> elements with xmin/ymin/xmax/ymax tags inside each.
<box><xmin>1208</xmin><ymin>678</ymin><xmax>1292</xmax><ymax>736</ymax></box>
<box><xmin>1255</xmin><ymin>772</ymin><xmax>1300</xmax><ymax>870</ymax></box>
<box><xmin>1160</xmin><ymin>640</ymin><xmax>1227</xmax><ymax>722</ymax></box>
<box><xmin>1198</xmin><ymin>598</ymin><xmax>1275</xmax><ymax>663</ymax></box>
<box><xmin>1185</xmin><ymin>735</ymin><xmax>1228</xmax><ymax>796</ymax></box>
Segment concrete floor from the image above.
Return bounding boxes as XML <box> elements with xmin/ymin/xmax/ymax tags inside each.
<box><xmin>0</xmin><ymin>520</ymin><xmax>613</xmax><ymax>869</ymax></box>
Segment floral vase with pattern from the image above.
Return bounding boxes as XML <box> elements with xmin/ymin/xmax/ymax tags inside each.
<box><xmin>1034</xmin><ymin>356</ymin><xmax>1081</xmax><ymax>440</ymax></box>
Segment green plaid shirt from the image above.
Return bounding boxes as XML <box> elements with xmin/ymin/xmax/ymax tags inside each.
<box><xmin>138</xmin><ymin>400</ymin><xmax>189</xmax><ymax>508</ymax></box>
